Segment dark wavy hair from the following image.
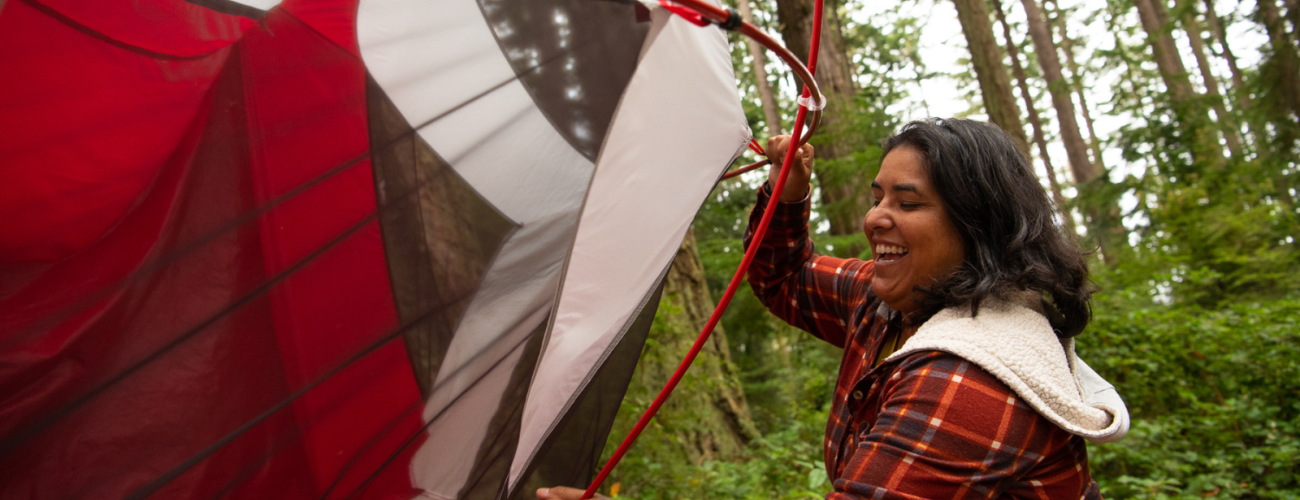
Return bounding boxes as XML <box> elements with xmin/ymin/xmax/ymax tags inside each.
<box><xmin>882</xmin><ymin>118</ymin><xmax>1094</xmax><ymax>337</ymax></box>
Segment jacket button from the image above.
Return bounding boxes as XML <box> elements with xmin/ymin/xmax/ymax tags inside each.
<box><xmin>851</xmin><ymin>390</ymin><xmax>864</xmax><ymax>400</ymax></box>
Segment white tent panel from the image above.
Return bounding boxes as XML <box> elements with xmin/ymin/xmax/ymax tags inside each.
<box><xmin>360</xmin><ymin>0</ymin><xmax>606</xmax><ymax>495</ymax></box>
<box><xmin>508</xmin><ymin>6</ymin><xmax>751</xmax><ymax>487</ymax></box>
<box><xmin>357</xmin><ymin>0</ymin><xmax>593</xmax><ymax>225</ymax></box>
<box><xmin>411</xmin><ymin>338</ymin><xmax>531</xmax><ymax>500</ymax></box>
<box><xmin>409</xmin><ymin>212</ymin><xmax>571</xmax><ymax>497</ymax></box>
<box><xmin>423</xmin><ymin>211</ymin><xmax>574</xmax><ymax>414</ymax></box>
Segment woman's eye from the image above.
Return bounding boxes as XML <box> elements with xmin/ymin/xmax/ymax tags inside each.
<box><xmin>899</xmin><ymin>202</ymin><xmax>922</xmax><ymax>210</ymax></box>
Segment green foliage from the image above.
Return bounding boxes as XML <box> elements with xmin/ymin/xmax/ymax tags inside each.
<box><xmin>1091</xmin><ymin>0</ymin><xmax>1300</xmax><ymax>306</ymax></box>
<box><xmin>604</xmin><ymin>377</ymin><xmax>836</xmax><ymax>500</ymax></box>
<box><xmin>1082</xmin><ymin>295</ymin><xmax>1300</xmax><ymax>498</ymax></box>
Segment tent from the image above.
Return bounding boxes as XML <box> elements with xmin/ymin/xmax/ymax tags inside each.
<box><xmin>0</xmin><ymin>0</ymin><xmax>750</xmax><ymax>497</ymax></box>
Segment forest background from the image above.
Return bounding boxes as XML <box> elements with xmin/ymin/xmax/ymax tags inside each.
<box><xmin>595</xmin><ymin>0</ymin><xmax>1300</xmax><ymax>496</ymax></box>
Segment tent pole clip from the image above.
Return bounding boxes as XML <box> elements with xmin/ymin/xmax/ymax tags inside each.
<box><xmin>717</xmin><ymin>8</ymin><xmax>742</xmax><ymax>30</ymax></box>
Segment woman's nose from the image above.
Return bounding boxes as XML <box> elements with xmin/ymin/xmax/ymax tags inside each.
<box><xmin>863</xmin><ymin>205</ymin><xmax>892</xmax><ymax>234</ymax></box>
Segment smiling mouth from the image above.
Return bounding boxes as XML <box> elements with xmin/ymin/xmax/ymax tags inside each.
<box><xmin>874</xmin><ymin>244</ymin><xmax>909</xmax><ymax>263</ymax></box>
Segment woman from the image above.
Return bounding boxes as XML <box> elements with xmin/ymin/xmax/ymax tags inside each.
<box><xmin>539</xmin><ymin>119</ymin><xmax>1128</xmax><ymax>500</ymax></box>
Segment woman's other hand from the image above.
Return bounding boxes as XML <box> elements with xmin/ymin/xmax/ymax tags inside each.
<box><xmin>535</xmin><ymin>487</ymin><xmax>610</xmax><ymax>500</ymax></box>
<box><xmin>765</xmin><ymin>135</ymin><xmax>814</xmax><ymax>202</ymax></box>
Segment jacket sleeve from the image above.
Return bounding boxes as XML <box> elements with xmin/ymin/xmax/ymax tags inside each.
<box><xmin>743</xmin><ymin>183</ymin><xmax>874</xmax><ymax>348</ymax></box>
<box><xmin>826</xmin><ymin>353</ymin><xmax>1091</xmax><ymax>500</ymax></box>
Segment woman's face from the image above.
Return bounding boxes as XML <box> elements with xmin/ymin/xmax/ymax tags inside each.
<box><xmin>864</xmin><ymin>147</ymin><xmax>966</xmax><ymax>316</ymax></box>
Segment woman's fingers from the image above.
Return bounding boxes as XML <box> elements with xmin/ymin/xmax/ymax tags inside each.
<box><xmin>536</xmin><ymin>486</ymin><xmax>608</xmax><ymax>500</ymax></box>
<box><xmin>766</xmin><ymin>135</ymin><xmax>787</xmax><ymax>163</ymax></box>
<box><xmin>795</xmin><ymin>142</ymin><xmax>815</xmax><ymax>169</ymax></box>
<box><xmin>763</xmin><ymin>136</ymin><xmax>814</xmax><ymax>202</ymax></box>
<box><xmin>764</xmin><ymin>135</ymin><xmax>814</xmax><ymax>169</ymax></box>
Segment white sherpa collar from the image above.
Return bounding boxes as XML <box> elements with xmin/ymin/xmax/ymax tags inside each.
<box><xmin>884</xmin><ymin>297</ymin><xmax>1130</xmax><ymax>444</ymax></box>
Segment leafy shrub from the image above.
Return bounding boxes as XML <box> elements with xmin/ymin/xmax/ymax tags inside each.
<box><xmin>1082</xmin><ymin>296</ymin><xmax>1300</xmax><ymax>498</ymax></box>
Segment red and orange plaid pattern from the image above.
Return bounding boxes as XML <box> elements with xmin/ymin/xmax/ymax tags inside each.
<box><xmin>744</xmin><ymin>186</ymin><xmax>1102</xmax><ymax>499</ymax></box>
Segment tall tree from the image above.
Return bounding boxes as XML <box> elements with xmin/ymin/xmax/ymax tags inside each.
<box><xmin>1018</xmin><ymin>0</ymin><xmax>1096</xmax><ymax>184</ymax></box>
<box><xmin>1202</xmin><ymin>0</ymin><xmax>1251</xmax><ymax>110</ymax></box>
<box><xmin>772</xmin><ymin>0</ymin><xmax>871</xmax><ymax>243</ymax></box>
<box><xmin>1020</xmin><ymin>0</ymin><xmax>1130</xmax><ymax>261</ymax></box>
<box><xmin>737</xmin><ymin>0</ymin><xmax>785</xmax><ymax>136</ymax></box>
<box><xmin>1286</xmin><ymin>0</ymin><xmax>1300</xmax><ymax>38</ymax></box>
<box><xmin>1045</xmin><ymin>0</ymin><xmax>1105</xmax><ymax>167</ymax></box>
<box><xmin>950</xmin><ymin>0</ymin><xmax>1031</xmax><ymax>154</ymax></box>
<box><xmin>1202</xmin><ymin>0</ymin><xmax>1272</xmax><ymax>161</ymax></box>
<box><xmin>1131</xmin><ymin>0</ymin><xmax>1226</xmax><ymax>166</ymax></box>
<box><xmin>1258</xmin><ymin>0</ymin><xmax>1300</xmax><ymax>121</ymax></box>
<box><xmin>772</xmin><ymin>0</ymin><xmax>856</xmax><ymax>149</ymax></box>
<box><xmin>1179</xmin><ymin>0</ymin><xmax>1245</xmax><ymax>156</ymax></box>
<box><xmin>1256</xmin><ymin>0</ymin><xmax>1300</xmax><ymax>210</ymax></box>
<box><xmin>992</xmin><ymin>0</ymin><xmax>1077</xmax><ymax>237</ymax></box>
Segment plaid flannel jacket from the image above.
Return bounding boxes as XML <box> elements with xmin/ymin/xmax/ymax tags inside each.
<box><xmin>743</xmin><ymin>185</ymin><xmax>1102</xmax><ymax>500</ymax></box>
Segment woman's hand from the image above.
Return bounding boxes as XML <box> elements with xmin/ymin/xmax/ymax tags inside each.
<box><xmin>765</xmin><ymin>135</ymin><xmax>814</xmax><ymax>202</ymax></box>
<box><xmin>535</xmin><ymin>487</ymin><xmax>609</xmax><ymax>500</ymax></box>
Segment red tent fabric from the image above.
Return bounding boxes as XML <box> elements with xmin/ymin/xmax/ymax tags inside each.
<box><xmin>0</xmin><ymin>0</ymin><xmax>754</xmax><ymax>496</ymax></box>
<box><xmin>0</xmin><ymin>1</ymin><xmax>422</xmax><ymax>497</ymax></box>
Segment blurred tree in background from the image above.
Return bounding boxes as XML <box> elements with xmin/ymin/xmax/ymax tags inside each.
<box><xmin>598</xmin><ymin>0</ymin><xmax>1300</xmax><ymax>496</ymax></box>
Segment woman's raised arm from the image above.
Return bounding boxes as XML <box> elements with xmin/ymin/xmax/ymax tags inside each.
<box><xmin>743</xmin><ymin>136</ymin><xmax>874</xmax><ymax>348</ymax></box>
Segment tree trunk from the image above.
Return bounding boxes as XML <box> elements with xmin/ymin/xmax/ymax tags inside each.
<box><xmin>772</xmin><ymin>0</ymin><xmax>856</xmax><ymax>143</ymax></box>
<box><xmin>738</xmin><ymin>0</ymin><xmax>785</xmax><ymax>136</ymax></box>
<box><xmin>1132</xmin><ymin>0</ymin><xmax>1226</xmax><ymax>166</ymax></box>
<box><xmin>772</xmin><ymin>0</ymin><xmax>871</xmax><ymax>244</ymax></box>
<box><xmin>1257</xmin><ymin>0</ymin><xmax>1300</xmax><ymax>210</ymax></box>
<box><xmin>1019</xmin><ymin>0</ymin><xmax>1096</xmax><ymax>184</ymax></box>
<box><xmin>951</xmin><ymin>0</ymin><xmax>1030</xmax><ymax>155</ymax></box>
<box><xmin>1021</xmin><ymin>0</ymin><xmax>1128</xmax><ymax>262</ymax></box>
<box><xmin>993</xmin><ymin>0</ymin><xmax>1077</xmax><ymax>237</ymax></box>
<box><xmin>1203</xmin><ymin>0</ymin><xmax>1252</xmax><ymax>109</ymax></box>
<box><xmin>1132</xmin><ymin>0</ymin><xmax>1196</xmax><ymax>100</ymax></box>
<box><xmin>1180</xmin><ymin>2</ymin><xmax>1245</xmax><ymax>157</ymax></box>
<box><xmin>1259</xmin><ymin>0</ymin><xmax>1300</xmax><ymax>120</ymax></box>
<box><xmin>1286</xmin><ymin>0</ymin><xmax>1300</xmax><ymax>39</ymax></box>
<box><xmin>1203</xmin><ymin>0</ymin><xmax>1272</xmax><ymax>162</ymax></box>
<box><xmin>625</xmin><ymin>228</ymin><xmax>758</xmax><ymax>464</ymax></box>
<box><xmin>1046</xmin><ymin>0</ymin><xmax>1105</xmax><ymax>167</ymax></box>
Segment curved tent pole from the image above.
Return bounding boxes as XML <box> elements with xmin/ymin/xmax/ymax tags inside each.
<box><xmin>723</xmin><ymin>139</ymin><xmax>774</xmax><ymax>181</ymax></box>
<box><xmin>581</xmin><ymin>0</ymin><xmax>826</xmax><ymax>497</ymax></box>
<box><xmin>720</xmin><ymin>157</ymin><xmax>769</xmax><ymax>180</ymax></box>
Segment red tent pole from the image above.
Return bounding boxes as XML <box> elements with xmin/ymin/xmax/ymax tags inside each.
<box><xmin>580</xmin><ymin>0</ymin><xmax>825</xmax><ymax>496</ymax></box>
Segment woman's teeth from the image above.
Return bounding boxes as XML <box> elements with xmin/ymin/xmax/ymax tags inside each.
<box><xmin>875</xmin><ymin>245</ymin><xmax>909</xmax><ymax>256</ymax></box>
